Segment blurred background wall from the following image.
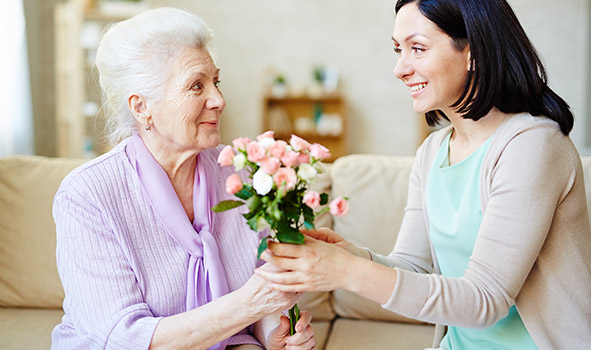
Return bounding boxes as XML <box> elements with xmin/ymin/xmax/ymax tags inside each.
<box><xmin>12</xmin><ymin>0</ymin><xmax>591</xmax><ymax>158</ymax></box>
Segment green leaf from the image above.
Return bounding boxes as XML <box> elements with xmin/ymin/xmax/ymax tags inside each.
<box><xmin>235</xmin><ymin>187</ymin><xmax>254</xmax><ymax>200</ymax></box>
<box><xmin>257</xmin><ymin>237</ymin><xmax>269</xmax><ymax>260</ymax></box>
<box><xmin>246</xmin><ymin>195</ymin><xmax>263</xmax><ymax>212</ymax></box>
<box><xmin>302</xmin><ymin>205</ymin><xmax>315</xmax><ymax>230</ymax></box>
<box><xmin>246</xmin><ymin>214</ymin><xmax>259</xmax><ymax>231</ymax></box>
<box><xmin>320</xmin><ymin>193</ymin><xmax>329</xmax><ymax>205</ymax></box>
<box><xmin>276</xmin><ymin>221</ymin><xmax>305</xmax><ymax>244</ymax></box>
<box><xmin>211</xmin><ymin>200</ymin><xmax>245</xmax><ymax>212</ymax></box>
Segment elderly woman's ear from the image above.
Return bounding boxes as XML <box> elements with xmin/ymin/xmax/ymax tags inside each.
<box><xmin>128</xmin><ymin>94</ymin><xmax>152</xmax><ymax>129</ymax></box>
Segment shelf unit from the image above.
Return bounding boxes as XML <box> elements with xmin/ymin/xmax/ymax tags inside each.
<box><xmin>262</xmin><ymin>93</ymin><xmax>347</xmax><ymax>162</ymax></box>
<box><xmin>54</xmin><ymin>0</ymin><xmax>143</xmax><ymax>158</ymax></box>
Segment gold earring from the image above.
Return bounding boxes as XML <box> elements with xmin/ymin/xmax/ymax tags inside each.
<box><xmin>145</xmin><ymin>123</ymin><xmax>152</xmax><ymax>132</ymax></box>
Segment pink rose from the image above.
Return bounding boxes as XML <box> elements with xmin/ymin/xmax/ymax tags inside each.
<box><xmin>269</xmin><ymin>140</ymin><xmax>287</xmax><ymax>158</ymax></box>
<box><xmin>260</xmin><ymin>157</ymin><xmax>280</xmax><ymax>175</ymax></box>
<box><xmin>225</xmin><ymin>173</ymin><xmax>243</xmax><ymax>194</ymax></box>
<box><xmin>280</xmin><ymin>150</ymin><xmax>300</xmax><ymax>167</ymax></box>
<box><xmin>310</xmin><ymin>143</ymin><xmax>331</xmax><ymax>160</ymax></box>
<box><xmin>297</xmin><ymin>153</ymin><xmax>310</xmax><ymax>165</ymax></box>
<box><xmin>273</xmin><ymin>167</ymin><xmax>297</xmax><ymax>190</ymax></box>
<box><xmin>256</xmin><ymin>130</ymin><xmax>275</xmax><ymax>141</ymax></box>
<box><xmin>329</xmin><ymin>197</ymin><xmax>349</xmax><ymax>217</ymax></box>
<box><xmin>218</xmin><ymin>145</ymin><xmax>235</xmax><ymax>167</ymax></box>
<box><xmin>246</xmin><ymin>141</ymin><xmax>266</xmax><ymax>162</ymax></box>
<box><xmin>303</xmin><ymin>191</ymin><xmax>321</xmax><ymax>209</ymax></box>
<box><xmin>290</xmin><ymin>135</ymin><xmax>311</xmax><ymax>152</ymax></box>
<box><xmin>232</xmin><ymin>137</ymin><xmax>251</xmax><ymax>151</ymax></box>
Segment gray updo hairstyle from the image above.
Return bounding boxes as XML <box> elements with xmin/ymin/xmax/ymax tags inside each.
<box><xmin>96</xmin><ymin>7</ymin><xmax>216</xmax><ymax>144</ymax></box>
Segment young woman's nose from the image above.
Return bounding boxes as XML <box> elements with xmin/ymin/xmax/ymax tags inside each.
<box><xmin>393</xmin><ymin>53</ymin><xmax>413</xmax><ymax>81</ymax></box>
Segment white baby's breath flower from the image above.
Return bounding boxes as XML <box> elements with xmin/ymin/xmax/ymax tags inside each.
<box><xmin>233</xmin><ymin>153</ymin><xmax>247</xmax><ymax>171</ymax></box>
<box><xmin>253</xmin><ymin>168</ymin><xmax>273</xmax><ymax>195</ymax></box>
<box><xmin>297</xmin><ymin>163</ymin><xmax>318</xmax><ymax>183</ymax></box>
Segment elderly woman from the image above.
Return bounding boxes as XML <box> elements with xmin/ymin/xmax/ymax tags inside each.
<box><xmin>257</xmin><ymin>0</ymin><xmax>591</xmax><ymax>349</ymax></box>
<box><xmin>51</xmin><ymin>7</ymin><xmax>315</xmax><ymax>350</ymax></box>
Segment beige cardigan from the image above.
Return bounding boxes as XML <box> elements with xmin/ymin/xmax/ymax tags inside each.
<box><xmin>371</xmin><ymin>113</ymin><xmax>591</xmax><ymax>349</ymax></box>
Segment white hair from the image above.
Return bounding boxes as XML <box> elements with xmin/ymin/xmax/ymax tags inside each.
<box><xmin>95</xmin><ymin>7</ymin><xmax>216</xmax><ymax>144</ymax></box>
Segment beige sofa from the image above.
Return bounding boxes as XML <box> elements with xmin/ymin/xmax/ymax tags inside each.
<box><xmin>2</xmin><ymin>154</ymin><xmax>591</xmax><ymax>349</ymax></box>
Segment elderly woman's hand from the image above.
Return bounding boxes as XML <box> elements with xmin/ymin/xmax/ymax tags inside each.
<box><xmin>267</xmin><ymin>310</ymin><xmax>316</xmax><ymax>350</ymax></box>
<box><xmin>240</xmin><ymin>263</ymin><xmax>303</xmax><ymax>317</ymax></box>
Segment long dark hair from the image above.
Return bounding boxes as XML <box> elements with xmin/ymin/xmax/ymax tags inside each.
<box><xmin>395</xmin><ymin>0</ymin><xmax>574</xmax><ymax>135</ymax></box>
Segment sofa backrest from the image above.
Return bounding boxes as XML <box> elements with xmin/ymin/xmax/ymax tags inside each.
<box><xmin>0</xmin><ymin>156</ymin><xmax>85</xmax><ymax>308</ymax></box>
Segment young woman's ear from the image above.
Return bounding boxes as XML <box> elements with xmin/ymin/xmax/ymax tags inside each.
<box><xmin>466</xmin><ymin>49</ymin><xmax>473</xmax><ymax>72</ymax></box>
<box><xmin>128</xmin><ymin>94</ymin><xmax>152</xmax><ymax>129</ymax></box>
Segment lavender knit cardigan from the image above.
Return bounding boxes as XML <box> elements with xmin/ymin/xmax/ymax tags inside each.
<box><xmin>51</xmin><ymin>140</ymin><xmax>263</xmax><ymax>349</ymax></box>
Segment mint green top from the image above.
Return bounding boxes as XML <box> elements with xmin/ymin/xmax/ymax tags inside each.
<box><xmin>426</xmin><ymin>132</ymin><xmax>537</xmax><ymax>350</ymax></box>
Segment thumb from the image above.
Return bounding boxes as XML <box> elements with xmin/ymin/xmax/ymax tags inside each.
<box><xmin>269</xmin><ymin>315</ymin><xmax>291</xmax><ymax>344</ymax></box>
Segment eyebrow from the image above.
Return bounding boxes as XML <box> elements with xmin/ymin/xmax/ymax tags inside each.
<box><xmin>392</xmin><ymin>32</ymin><xmax>426</xmax><ymax>44</ymax></box>
<box><xmin>185</xmin><ymin>68</ymin><xmax>221</xmax><ymax>81</ymax></box>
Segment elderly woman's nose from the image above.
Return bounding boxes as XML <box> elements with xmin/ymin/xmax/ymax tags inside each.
<box><xmin>205</xmin><ymin>87</ymin><xmax>226</xmax><ymax>110</ymax></box>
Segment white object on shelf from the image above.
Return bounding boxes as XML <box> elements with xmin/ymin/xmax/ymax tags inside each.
<box><xmin>98</xmin><ymin>1</ymin><xmax>149</xmax><ymax>17</ymax></box>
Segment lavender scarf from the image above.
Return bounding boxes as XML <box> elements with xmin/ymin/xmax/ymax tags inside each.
<box><xmin>126</xmin><ymin>134</ymin><xmax>230</xmax><ymax>350</ymax></box>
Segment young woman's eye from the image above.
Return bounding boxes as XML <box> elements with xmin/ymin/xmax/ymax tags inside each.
<box><xmin>412</xmin><ymin>47</ymin><xmax>425</xmax><ymax>54</ymax></box>
<box><xmin>393</xmin><ymin>47</ymin><xmax>402</xmax><ymax>56</ymax></box>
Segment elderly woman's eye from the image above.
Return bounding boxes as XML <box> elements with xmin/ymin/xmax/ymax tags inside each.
<box><xmin>191</xmin><ymin>82</ymin><xmax>203</xmax><ymax>90</ymax></box>
<box><xmin>214</xmin><ymin>80</ymin><xmax>221</xmax><ymax>88</ymax></box>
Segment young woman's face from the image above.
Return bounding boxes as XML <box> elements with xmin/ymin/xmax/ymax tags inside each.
<box><xmin>392</xmin><ymin>2</ymin><xmax>470</xmax><ymax>117</ymax></box>
<box><xmin>149</xmin><ymin>46</ymin><xmax>225</xmax><ymax>154</ymax></box>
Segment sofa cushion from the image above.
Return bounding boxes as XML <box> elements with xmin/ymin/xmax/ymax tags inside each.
<box><xmin>324</xmin><ymin>318</ymin><xmax>434</xmax><ymax>350</ymax></box>
<box><xmin>329</xmin><ymin>155</ymin><xmax>420</xmax><ymax>323</ymax></box>
<box><xmin>0</xmin><ymin>156</ymin><xmax>85</xmax><ymax>308</ymax></box>
<box><xmin>0</xmin><ymin>307</ymin><xmax>64</xmax><ymax>349</ymax></box>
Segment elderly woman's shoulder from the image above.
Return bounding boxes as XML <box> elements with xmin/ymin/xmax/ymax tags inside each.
<box><xmin>56</xmin><ymin>141</ymin><xmax>131</xmax><ymax>198</ymax></box>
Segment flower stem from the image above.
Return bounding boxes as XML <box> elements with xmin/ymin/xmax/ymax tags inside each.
<box><xmin>288</xmin><ymin>303</ymin><xmax>300</xmax><ymax>336</ymax></box>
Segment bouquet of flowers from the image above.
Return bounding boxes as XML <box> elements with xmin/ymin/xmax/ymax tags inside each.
<box><xmin>213</xmin><ymin>131</ymin><xmax>349</xmax><ymax>335</ymax></box>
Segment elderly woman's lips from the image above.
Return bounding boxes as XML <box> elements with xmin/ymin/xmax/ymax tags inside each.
<box><xmin>200</xmin><ymin>121</ymin><xmax>218</xmax><ymax>126</ymax></box>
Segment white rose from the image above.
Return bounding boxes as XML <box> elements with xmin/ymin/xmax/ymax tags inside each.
<box><xmin>233</xmin><ymin>153</ymin><xmax>247</xmax><ymax>171</ymax></box>
<box><xmin>253</xmin><ymin>168</ymin><xmax>274</xmax><ymax>195</ymax></box>
<box><xmin>258</xmin><ymin>137</ymin><xmax>275</xmax><ymax>150</ymax></box>
<box><xmin>297</xmin><ymin>163</ymin><xmax>318</xmax><ymax>183</ymax></box>
<box><xmin>313</xmin><ymin>161</ymin><xmax>326</xmax><ymax>174</ymax></box>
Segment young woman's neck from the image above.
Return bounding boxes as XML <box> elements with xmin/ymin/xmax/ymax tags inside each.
<box><xmin>445</xmin><ymin>107</ymin><xmax>509</xmax><ymax>165</ymax></box>
<box><xmin>447</xmin><ymin>107</ymin><xmax>508</xmax><ymax>146</ymax></box>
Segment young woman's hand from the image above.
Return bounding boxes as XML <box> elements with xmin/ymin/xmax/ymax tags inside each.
<box><xmin>301</xmin><ymin>228</ymin><xmax>371</xmax><ymax>260</ymax></box>
<box><xmin>267</xmin><ymin>310</ymin><xmax>316</xmax><ymax>350</ymax></box>
<box><xmin>256</xmin><ymin>235</ymin><xmax>358</xmax><ymax>293</ymax></box>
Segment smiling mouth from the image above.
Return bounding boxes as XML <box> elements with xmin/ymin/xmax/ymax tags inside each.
<box><xmin>410</xmin><ymin>83</ymin><xmax>427</xmax><ymax>93</ymax></box>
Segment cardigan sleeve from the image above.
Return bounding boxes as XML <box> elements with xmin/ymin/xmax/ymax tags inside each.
<box><xmin>381</xmin><ymin>124</ymin><xmax>577</xmax><ymax>328</ymax></box>
<box><xmin>52</xmin><ymin>189</ymin><xmax>161</xmax><ymax>350</ymax></box>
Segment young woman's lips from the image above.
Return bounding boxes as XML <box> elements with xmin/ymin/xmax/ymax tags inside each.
<box><xmin>408</xmin><ymin>82</ymin><xmax>427</xmax><ymax>96</ymax></box>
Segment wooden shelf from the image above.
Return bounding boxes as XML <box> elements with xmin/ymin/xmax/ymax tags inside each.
<box><xmin>262</xmin><ymin>93</ymin><xmax>347</xmax><ymax>162</ymax></box>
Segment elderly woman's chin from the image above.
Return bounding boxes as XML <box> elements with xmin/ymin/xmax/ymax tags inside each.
<box><xmin>196</xmin><ymin>128</ymin><xmax>222</xmax><ymax>151</ymax></box>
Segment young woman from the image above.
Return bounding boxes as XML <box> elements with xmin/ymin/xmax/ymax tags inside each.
<box><xmin>256</xmin><ymin>0</ymin><xmax>591</xmax><ymax>349</ymax></box>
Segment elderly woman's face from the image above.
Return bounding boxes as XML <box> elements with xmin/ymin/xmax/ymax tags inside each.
<box><xmin>149</xmin><ymin>46</ymin><xmax>225</xmax><ymax>154</ymax></box>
